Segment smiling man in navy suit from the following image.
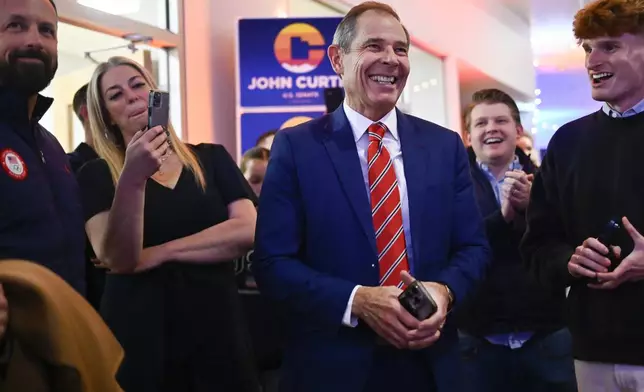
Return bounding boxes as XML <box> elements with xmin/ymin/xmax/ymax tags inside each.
<box><xmin>253</xmin><ymin>2</ymin><xmax>490</xmax><ymax>391</ymax></box>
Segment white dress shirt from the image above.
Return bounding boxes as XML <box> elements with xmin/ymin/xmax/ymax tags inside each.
<box><xmin>341</xmin><ymin>101</ymin><xmax>414</xmax><ymax>327</ymax></box>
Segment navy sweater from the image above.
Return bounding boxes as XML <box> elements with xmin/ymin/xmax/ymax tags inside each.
<box><xmin>521</xmin><ymin>109</ymin><xmax>644</xmax><ymax>365</ymax></box>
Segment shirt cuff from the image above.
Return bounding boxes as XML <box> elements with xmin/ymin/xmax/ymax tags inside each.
<box><xmin>342</xmin><ymin>285</ymin><xmax>361</xmax><ymax>327</ymax></box>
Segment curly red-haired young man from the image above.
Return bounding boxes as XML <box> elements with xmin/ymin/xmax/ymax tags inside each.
<box><xmin>521</xmin><ymin>0</ymin><xmax>644</xmax><ymax>390</ymax></box>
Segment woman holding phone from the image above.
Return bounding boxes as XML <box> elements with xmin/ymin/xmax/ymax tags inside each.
<box><xmin>76</xmin><ymin>56</ymin><xmax>259</xmax><ymax>392</ymax></box>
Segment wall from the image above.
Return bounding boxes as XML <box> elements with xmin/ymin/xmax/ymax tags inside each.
<box><xmin>318</xmin><ymin>0</ymin><xmax>535</xmax><ymax>98</ymax></box>
<box><xmin>532</xmin><ymin>69</ymin><xmax>598</xmax><ymax>150</ymax></box>
<box><xmin>288</xmin><ymin>0</ymin><xmax>341</xmax><ymax>16</ymax></box>
<box><xmin>75</xmin><ymin>0</ymin><xmax>170</xmax><ymax>31</ymax></box>
<box><xmin>182</xmin><ymin>0</ymin><xmax>290</xmax><ymax>155</ymax></box>
<box><xmin>40</xmin><ymin>51</ymin><xmax>145</xmax><ymax>152</ymax></box>
<box><xmin>181</xmin><ymin>0</ymin><xmax>535</xmax><ymax>154</ymax></box>
<box><xmin>41</xmin><ymin>65</ymin><xmax>95</xmax><ymax>151</ymax></box>
<box><xmin>401</xmin><ymin>48</ymin><xmax>447</xmax><ymax>127</ymax></box>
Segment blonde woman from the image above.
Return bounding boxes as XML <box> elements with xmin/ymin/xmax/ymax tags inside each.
<box><xmin>76</xmin><ymin>56</ymin><xmax>259</xmax><ymax>392</ymax></box>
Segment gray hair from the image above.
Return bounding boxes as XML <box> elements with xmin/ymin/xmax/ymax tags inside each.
<box><xmin>332</xmin><ymin>1</ymin><xmax>410</xmax><ymax>51</ymax></box>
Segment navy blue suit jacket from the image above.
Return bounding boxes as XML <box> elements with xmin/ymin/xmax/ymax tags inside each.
<box><xmin>254</xmin><ymin>107</ymin><xmax>490</xmax><ymax>392</ymax></box>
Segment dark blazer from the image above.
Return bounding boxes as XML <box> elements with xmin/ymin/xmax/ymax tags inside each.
<box><xmin>253</xmin><ymin>106</ymin><xmax>490</xmax><ymax>392</ymax></box>
<box><xmin>456</xmin><ymin>148</ymin><xmax>566</xmax><ymax>337</ymax></box>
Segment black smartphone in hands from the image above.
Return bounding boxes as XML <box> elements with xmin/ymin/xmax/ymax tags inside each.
<box><xmin>398</xmin><ymin>281</ymin><xmax>437</xmax><ymax>321</ymax></box>
<box><xmin>597</xmin><ymin>218</ymin><xmax>622</xmax><ymax>271</ymax></box>
<box><xmin>148</xmin><ymin>90</ymin><xmax>170</xmax><ymax>130</ymax></box>
<box><xmin>582</xmin><ymin>218</ymin><xmax>623</xmax><ymax>283</ymax></box>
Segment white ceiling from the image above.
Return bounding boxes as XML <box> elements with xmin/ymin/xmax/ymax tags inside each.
<box><xmin>55</xmin><ymin>0</ymin><xmax>588</xmax><ymax>75</ymax></box>
<box><xmin>56</xmin><ymin>22</ymin><xmax>147</xmax><ymax>75</ymax></box>
<box><xmin>497</xmin><ymin>0</ymin><xmax>532</xmax><ymax>21</ymax></box>
<box><xmin>529</xmin><ymin>0</ymin><xmax>587</xmax><ymax>71</ymax></box>
<box><xmin>477</xmin><ymin>0</ymin><xmax>585</xmax><ymax>71</ymax></box>
<box><xmin>58</xmin><ymin>23</ymin><xmax>128</xmax><ymax>55</ymax></box>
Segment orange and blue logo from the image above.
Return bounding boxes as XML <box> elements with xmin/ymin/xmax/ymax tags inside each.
<box><xmin>274</xmin><ymin>23</ymin><xmax>326</xmax><ymax>74</ymax></box>
<box><xmin>280</xmin><ymin>116</ymin><xmax>314</xmax><ymax>129</ymax></box>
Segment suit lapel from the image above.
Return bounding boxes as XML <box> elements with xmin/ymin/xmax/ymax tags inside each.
<box><xmin>323</xmin><ymin>107</ymin><xmax>378</xmax><ymax>257</ymax></box>
<box><xmin>398</xmin><ymin>111</ymin><xmax>428</xmax><ymax>267</ymax></box>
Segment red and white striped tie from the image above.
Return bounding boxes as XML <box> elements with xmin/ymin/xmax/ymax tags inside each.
<box><xmin>367</xmin><ymin>122</ymin><xmax>409</xmax><ymax>288</ymax></box>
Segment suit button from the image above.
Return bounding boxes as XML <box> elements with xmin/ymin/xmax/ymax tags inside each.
<box><xmin>371</xmin><ymin>264</ymin><xmax>376</xmax><ymax>268</ymax></box>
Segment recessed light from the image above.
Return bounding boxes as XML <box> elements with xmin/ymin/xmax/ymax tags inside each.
<box><xmin>122</xmin><ymin>33</ymin><xmax>152</xmax><ymax>43</ymax></box>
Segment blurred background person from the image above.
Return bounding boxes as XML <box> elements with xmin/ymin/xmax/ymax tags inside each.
<box><xmin>237</xmin><ymin>145</ymin><xmax>282</xmax><ymax>392</ymax></box>
<box><xmin>255</xmin><ymin>129</ymin><xmax>276</xmax><ymax>150</ymax></box>
<box><xmin>67</xmin><ymin>83</ymin><xmax>104</xmax><ymax>312</ymax></box>
<box><xmin>240</xmin><ymin>146</ymin><xmax>269</xmax><ymax>197</ymax></box>
<box><xmin>67</xmin><ymin>83</ymin><xmax>98</xmax><ymax>173</ymax></box>
<box><xmin>457</xmin><ymin>89</ymin><xmax>575</xmax><ymax>392</ymax></box>
<box><xmin>516</xmin><ymin>132</ymin><xmax>540</xmax><ymax>167</ymax></box>
<box><xmin>77</xmin><ymin>56</ymin><xmax>259</xmax><ymax>392</ymax></box>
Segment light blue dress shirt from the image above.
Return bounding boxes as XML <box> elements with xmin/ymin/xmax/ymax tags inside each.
<box><xmin>602</xmin><ymin>99</ymin><xmax>644</xmax><ymax>117</ymax></box>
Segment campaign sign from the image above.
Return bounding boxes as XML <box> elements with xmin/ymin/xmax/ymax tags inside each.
<box><xmin>238</xmin><ymin>17</ymin><xmax>343</xmax><ymax>107</ymax></box>
<box><xmin>240</xmin><ymin>111</ymin><xmax>324</xmax><ymax>153</ymax></box>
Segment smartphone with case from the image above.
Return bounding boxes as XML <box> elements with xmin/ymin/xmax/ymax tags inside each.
<box><xmin>398</xmin><ymin>280</ymin><xmax>437</xmax><ymax>320</ymax></box>
<box><xmin>597</xmin><ymin>218</ymin><xmax>622</xmax><ymax>271</ymax></box>
<box><xmin>148</xmin><ymin>90</ymin><xmax>170</xmax><ymax>130</ymax></box>
<box><xmin>583</xmin><ymin>218</ymin><xmax>623</xmax><ymax>283</ymax></box>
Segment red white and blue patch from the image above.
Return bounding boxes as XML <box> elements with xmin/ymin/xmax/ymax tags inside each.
<box><xmin>1</xmin><ymin>149</ymin><xmax>28</xmax><ymax>180</ymax></box>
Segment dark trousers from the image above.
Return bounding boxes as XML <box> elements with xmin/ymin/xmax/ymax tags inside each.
<box><xmin>258</xmin><ymin>369</ymin><xmax>280</xmax><ymax>392</ymax></box>
<box><xmin>459</xmin><ymin>329</ymin><xmax>577</xmax><ymax>392</ymax></box>
<box><xmin>109</xmin><ymin>270</ymin><xmax>260</xmax><ymax>392</ymax></box>
<box><xmin>362</xmin><ymin>346</ymin><xmax>436</xmax><ymax>392</ymax></box>
<box><xmin>240</xmin><ymin>292</ymin><xmax>284</xmax><ymax>392</ymax></box>
<box><xmin>85</xmin><ymin>260</ymin><xmax>105</xmax><ymax>310</ymax></box>
<box><xmin>161</xmin><ymin>280</ymin><xmax>260</xmax><ymax>392</ymax></box>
